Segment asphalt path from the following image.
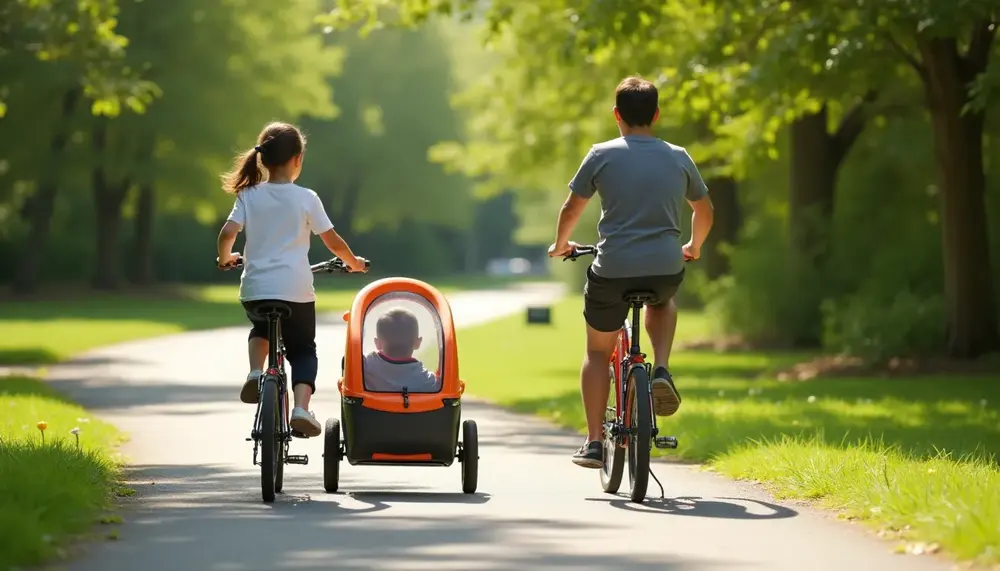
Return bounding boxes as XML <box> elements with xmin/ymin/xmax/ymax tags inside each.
<box><xmin>39</xmin><ymin>283</ymin><xmax>949</xmax><ymax>571</ymax></box>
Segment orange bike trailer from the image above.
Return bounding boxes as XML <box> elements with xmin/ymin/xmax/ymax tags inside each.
<box><xmin>322</xmin><ymin>277</ymin><xmax>478</xmax><ymax>494</ymax></box>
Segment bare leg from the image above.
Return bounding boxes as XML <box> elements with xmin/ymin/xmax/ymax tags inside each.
<box><xmin>248</xmin><ymin>337</ymin><xmax>268</xmax><ymax>371</ymax></box>
<box><xmin>645</xmin><ymin>298</ymin><xmax>678</xmax><ymax>371</ymax></box>
<box><xmin>239</xmin><ymin>337</ymin><xmax>270</xmax><ymax>404</ymax></box>
<box><xmin>581</xmin><ymin>325</ymin><xmax>620</xmax><ymax>442</ymax></box>
<box><xmin>292</xmin><ymin>384</ymin><xmax>312</xmax><ymax>410</ymax></box>
<box><xmin>645</xmin><ymin>298</ymin><xmax>682</xmax><ymax>416</ymax></box>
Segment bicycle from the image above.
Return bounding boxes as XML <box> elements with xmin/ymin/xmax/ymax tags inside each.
<box><xmin>218</xmin><ymin>255</ymin><xmax>370</xmax><ymax>503</ymax></box>
<box><xmin>564</xmin><ymin>245</ymin><xmax>680</xmax><ymax>503</ymax></box>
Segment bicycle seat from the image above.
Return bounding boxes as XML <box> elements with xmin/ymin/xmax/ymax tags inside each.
<box><xmin>248</xmin><ymin>302</ymin><xmax>293</xmax><ymax>320</ymax></box>
<box><xmin>622</xmin><ymin>290</ymin><xmax>658</xmax><ymax>305</ymax></box>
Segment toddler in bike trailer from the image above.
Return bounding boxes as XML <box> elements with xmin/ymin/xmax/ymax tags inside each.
<box><xmin>215</xmin><ymin>121</ymin><xmax>367</xmax><ymax>438</ymax></box>
<box><xmin>362</xmin><ymin>308</ymin><xmax>440</xmax><ymax>392</ymax></box>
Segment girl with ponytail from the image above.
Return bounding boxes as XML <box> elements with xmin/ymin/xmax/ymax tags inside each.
<box><xmin>216</xmin><ymin>121</ymin><xmax>367</xmax><ymax>437</ymax></box>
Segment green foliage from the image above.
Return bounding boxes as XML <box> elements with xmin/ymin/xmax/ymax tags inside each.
<box><xmin>0</xmin><ymin>0</ymin><xmax>158</xmax><ymax>117</ymax></box>
<box><xmin>0</xmin><ymin>374</ymin><xmax>122</xmax><ymax>570</ymax></box>
<box><xmin>298</xmin><ymin>22</ymin><xmax>472</xmax><ymax>233</ymax></box>
<box><xmin>821</xmin><ymin>291</ymin><xmax>946</xmax><ymax>361</ymax></box>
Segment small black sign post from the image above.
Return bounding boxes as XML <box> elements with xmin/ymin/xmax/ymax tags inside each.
<box><xmin>526</xmin><ymin>306</ymin><xmax>552</xmax><ymax>325</ymax></box>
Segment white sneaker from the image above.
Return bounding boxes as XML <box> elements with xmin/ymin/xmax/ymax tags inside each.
<box><xmin>240</xmin><ymin>370</ymin><xmax>262</xmax><ymax>404</ymax></box>
<box><xmin>289</xmin><ymin>407</ymin><xmax>322</xmax><ymax>438</ymax></box>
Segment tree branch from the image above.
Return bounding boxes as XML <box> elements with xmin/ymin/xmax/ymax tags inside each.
<box><xmin>965</xmin><ymin>18</ymin><xmax>996</xmax><ymax>76</ymax></box>
<box><xmin>833</xmin><ymin>90</ymin><xmax>878</xmax><ymax>162</ymax></box>
<box><xmin>883</xmin><ymin>31</ymin><xmax>927</xmax><ymax>79</ymax></box>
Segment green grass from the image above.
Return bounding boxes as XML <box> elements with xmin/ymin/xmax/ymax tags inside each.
<box><xmin>0</xmin><ymin>375</ymin><xmax>125</xmax><ymax>570</ymax></box>
<box><xmin>0</xmin><ymin>274</ymin><xmax>537</xmax><ymax>365</ymax></box>
<box><xmin>459</xmin><ymin>295</ymin><xmax>1000</xmax><ymax>566</ymax></box>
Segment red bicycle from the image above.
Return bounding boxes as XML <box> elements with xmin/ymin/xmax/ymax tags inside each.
<box><xmin>565</xmin><ymin>245</ymin><xmax>678</xmax><ymax>503</ymax></box>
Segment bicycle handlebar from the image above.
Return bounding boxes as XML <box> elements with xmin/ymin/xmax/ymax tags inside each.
<box><xmin>562</xmin><ymin>245</ymin><xmax>598</xmax><ymax>261</ymax></box>
<box><xmin>216</xmin><ymin>255</ymin><xmax>370</xmax><ymax>273</ymax></box>
<box><xmin>561</xmin><ymin>244</ymin><xmax>695</xmax><ymax>263</ymax></box>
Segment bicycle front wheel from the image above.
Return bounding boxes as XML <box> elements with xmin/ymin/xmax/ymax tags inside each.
<box><xmin>626</xmin><ymin>365</ymin><xmax>652</xmax><ymax>503</ymax></box>
<box><xmin>259</xmin><ymin>378</ymin><xmax>279</xmax><ymax>503</ymax></box>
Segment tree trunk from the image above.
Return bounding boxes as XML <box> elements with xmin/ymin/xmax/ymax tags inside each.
<box><xmin>918</xmin><ymin>35</ymin><xmax>998</xmax><ymax>358</ymax></box>
<box><xmin>786</xmin><ymin>96</ymin><xmax>875</xmax><ymax>346</ymax></box>
<box><xmin>12</xmin><ymin>88</ymin><xmax>80</xmax><ymax>293</ymax></box>
<box><xmin>788</xmin><ymin>107</ymin><xmax>839</xmax><ymax>346</ymax></box>
<box><xmin>701</xmin><ymin>175</ymin><xmax>741</xmax><ymax>279</ymax></box>
<box><xmin>90</xmin><ymin>120</ymin><xmax>131</xmax><ymax>290</ymax></box>
<box><xmin>131</xmin><ymin>182</ymin><xmax>155</xmax><ymax>285</ymax></box>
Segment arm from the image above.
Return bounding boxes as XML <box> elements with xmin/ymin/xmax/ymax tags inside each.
<box><xmin>686</xmin><ymin>196</ymin><xmax>714</xmax><ymax>258</ymax></box>
<box><xmin>553</xmin><ymin>192</ymin><xmax>590</xmax><ymax>250</ymax></box>
<box><xmin>681</xmin><ymin>150</ymin><xmax>714</xmax><ymax>259</ymax></box>
<box><xmin>217</xmin><ymin>221</ymin><xmax>241</xmax><ymax>264</ymax></box>
<box><xmin>319</xmin><ymin>228</ymin><xmax>361</xmax><ymax>263</ymax></box>
<box><xmin>307</xmin><ymin>191</ymin><xmax>366</xmax><ymax>271</ymax></box>
<box><xmin>217</xmin><ymin>196</ymin><xmax>244</xmax><ymax>265</ymax></box>
<box><xmin>549</xmin><ymin>147</ymin><xmax>601</xmax><ymax>256</ymax></box>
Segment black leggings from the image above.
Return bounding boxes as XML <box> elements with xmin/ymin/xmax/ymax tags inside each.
<box><xmin>242</xmin><ymin>299</ymin><xmax>318</xmax><ymax>394</ymax></box>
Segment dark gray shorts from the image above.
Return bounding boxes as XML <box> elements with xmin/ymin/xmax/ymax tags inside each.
<box><xmin>583</xmin><ymin>265</ymin><xmax>684</xmax><ymax>332</ymax></box>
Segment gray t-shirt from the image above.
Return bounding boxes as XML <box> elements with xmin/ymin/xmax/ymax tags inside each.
<box><xmin>362</xmin><ymin>351</ymin><xmax>439</xmax><ymax>392</ymax></box>
<box><xmin>568</xmin><ymin>135</ymin><xmax>709</xmax><ymax>278</ymax></box>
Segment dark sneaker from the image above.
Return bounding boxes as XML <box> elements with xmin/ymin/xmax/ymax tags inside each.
<box><xmin>240</xmin><ymin>373</ymin><xmax>260</xmax><ymax>404</ymax></box>
<box><xmin>572</xmin><ymin>441</ymin><xmax>603</xmax><ymax>469</ymax></box>
<box><xmin>651</xmin><ymin>366</ymin><xmax>682</xmax><ymax>417</ymax></box>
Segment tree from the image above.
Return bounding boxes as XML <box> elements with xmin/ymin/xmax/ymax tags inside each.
<box><xmin>82</xmin><ymin>0</ymin><xmax>339</xmax><ymax>289</ymax></box>
<box><xmin>297</xmin><ymin>22</ymin><xmax>474</xmax><ymax>237</ymax></box>
<box><xmin>0</xmin><ymin>0</ymin><xmax>156</xmax><ymax>118</ymax></box>
<box><xmin>323</xmin><ymin>1</ymin><xmax>747</xmax><ymax>260</ymax></box>
<box><xmin>702</xmin><ymin>0</ymin><xmax>1000</xmax><ymax>355</ymax></box>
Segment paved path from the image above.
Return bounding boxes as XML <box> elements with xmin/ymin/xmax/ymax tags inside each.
<box><xmin>41</xmin><ymin>283</ymin><xmax>950</xmax><ymax>571</ymax></box>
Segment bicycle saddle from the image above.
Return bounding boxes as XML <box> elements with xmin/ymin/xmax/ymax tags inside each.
<box><xmin>622</xmin><ymin>290</ymin><xmax>658</xmax><ymax>305</ymax></box>
<box><xmin>248</xmin><ymin>302</ymin><xmax>293</xmax><ymax>320</ymax></box>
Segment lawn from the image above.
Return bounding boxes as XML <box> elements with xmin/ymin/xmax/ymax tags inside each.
<box><xmin>0</xmin><ymin>375</ymin><xmax>125</xmax><ymax>570</ymax></box>
<box><xmin>458</xmin><ymin>295</ymin><xmax>1000</xmax><ymax>566</ymax></box>
<box><xmin>0</xmin><ymin>274</ymin><xmax>532</xmax><ymax>366</ymax></box>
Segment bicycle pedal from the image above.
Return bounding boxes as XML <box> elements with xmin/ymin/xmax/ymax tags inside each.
<box><xmin>655</xmin><ymin>436</ymin><xmax>678</xmax><ymax>449</ymax></box>
<box><xmin>286</xmin><ymin>455</ymin><xmax>309</xmax><ymax>465</ymax></box>
<box><xmin>290</xmin><ymin>430</ymin><xmax>307</xmax><ymax>439</ymax></box>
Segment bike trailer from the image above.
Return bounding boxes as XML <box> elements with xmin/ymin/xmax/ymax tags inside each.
<box><xmin>323</xmin><ymin>277</ymin><xmax>478</xmax><ymax>493</ymax></box>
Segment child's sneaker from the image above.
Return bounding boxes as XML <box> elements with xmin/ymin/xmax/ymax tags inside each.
<box><xmin>290</xmin><ymin>407</ymin><xmax>322</xmax><ymax>437</ymax></box>
<box><xmin>240</xmin><ymin>371</ymin><xmax>261</xmax><ymax>404</ymax></box>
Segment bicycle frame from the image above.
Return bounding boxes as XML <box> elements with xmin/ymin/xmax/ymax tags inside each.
<box><xmin>609</xmin><ymin>302</ymin><xmax>656</xmax><ymax>448</ymax></box>
<box><xmin>250</xmin><ymin>313</ymin><xmax>290</xmax><ymax>466</ymax></box>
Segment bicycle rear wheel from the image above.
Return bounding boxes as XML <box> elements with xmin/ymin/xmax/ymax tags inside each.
<box><xmin>626</xmin><ymin>365</ymin><xmax>652</xmax><ymax>503</ymax></box>
<box><xmin>260</xmin><ymin>378</ymin><xmax>279</xmax><ymax>503</ymax></box>
<box><xmin>600</xmin><ymin>361</ymin><xmax>625</xmax><ymax>493</ymax></box>
<box><xmin>274</xmin><ymin>386</ymin><xmax>287</xmax><ymax>493</ymax></box>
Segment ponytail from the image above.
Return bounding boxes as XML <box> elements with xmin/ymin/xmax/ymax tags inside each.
<box><xmin>222</xmin><ymin>146</ymin><xmax>264</xmax><ymax>194</ymax></box>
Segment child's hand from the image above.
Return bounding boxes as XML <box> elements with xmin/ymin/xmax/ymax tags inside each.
<box><xmin>346</xmin><ymin>255</ymin><xmax>368</xmax><ymax>272</ymax></box>
<box><xmin>217</xmin><ymin>252</ymin><xmax>241</xmax><ymax>268</ymax></box>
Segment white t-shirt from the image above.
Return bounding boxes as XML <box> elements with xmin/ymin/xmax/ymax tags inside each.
<box><xmin>226</xmin><ymin>182</ymin><xmax>334</xmax><ymax>303</ymax></box>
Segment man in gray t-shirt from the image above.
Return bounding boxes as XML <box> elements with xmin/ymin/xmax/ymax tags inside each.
<box><xmin>547</xmin><ymin>75</ymin><xmax>715</xmax><ymax>469</ymax></box>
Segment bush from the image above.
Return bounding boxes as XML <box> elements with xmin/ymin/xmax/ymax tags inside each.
<box><xmin>702</xmin><ymin>217</ymin><xmax>808</xmax><ymax>345</ymax></box>
<box><xmin>821</xmin><ymin>290</ymin><xmax>945</xmax><ymax>361</ymax></box>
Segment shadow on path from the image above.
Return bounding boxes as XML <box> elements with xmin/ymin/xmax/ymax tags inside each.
<box><xmin>586</xmin><ymin>495</ymin><xmax>799</xmax><ymax>520</ymax></box>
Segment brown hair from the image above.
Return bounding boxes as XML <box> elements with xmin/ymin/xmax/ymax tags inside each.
<box><xmin>615</xmin><ymin>76</ymin><xmax>659</xmax><ymax>127</ymax></box>
<box><xmin>222</xmin><ymin>121</ymin><xmax>306</xmax><ymax>193</ymax></box>
<box><xmin>376</xmin><ymin>309</ymin><xmax>420</xmax><ymax>357</ymax></box>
